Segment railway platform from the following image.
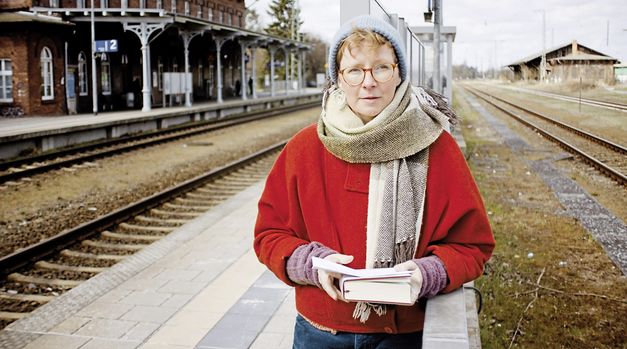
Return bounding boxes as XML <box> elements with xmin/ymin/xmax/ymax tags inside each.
<box><xmin>0</xmin><ymin>121</ymin><xmax>474</xmax><ymax>349</ymax></box>
<box><xmin>1</xmin><ymin>180</ymin><xmax>296</xmax><ymax>349</ymax></box>
<box><xmin>0</xmin><ymin>89</ymin><xmax>323</xmax><ymax>161</ymax></box>
<box><xmin>0</xmin><ymin>178</ymin><xmax>477</xmax><ymax>349</ymax></box>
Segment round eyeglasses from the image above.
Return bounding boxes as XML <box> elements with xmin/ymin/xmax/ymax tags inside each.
<box><xmin>339</xmin><ymin>63</ymin><xmax>398</xmax><ymax>86</ymax></box>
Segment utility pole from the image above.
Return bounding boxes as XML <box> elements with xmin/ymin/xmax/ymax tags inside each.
<box><xmin>432</xmin><ymin>0</ymin><xmax>441</xmax><ymax>93</ymax></box>
<box><xmin>541</xmin><ymin>10</ymin><xmax>546</xmax><ymax>82</ymax></box>
<box><xmin>606</xmin><ymin>20</ymin><xmax>609</xmax><ymax>46</ymax></box>
<box><xmin>90</xmin><ymin>0</ymin><xmax>98</xmax><ymax>115</ymax></box>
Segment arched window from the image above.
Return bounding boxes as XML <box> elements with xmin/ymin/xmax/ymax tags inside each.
<box><xmin>101</xmin><ymin>53</ymin><xmax>111</xmax><ymax>95</ymax></box>
<box><xmin>78</xmin><ymin>52</ymin><xmax>88</xmax><ymax>96</ymax></box>
<box><xmin>41</xmin><ymin>47</ymin><xmax>54</xmax><ymax>100</ymax></box>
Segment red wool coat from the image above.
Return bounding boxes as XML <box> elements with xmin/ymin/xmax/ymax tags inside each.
<box><xmin>254</xmin><ymin>124</ymin><xmax>495</xmax><ymax>334</ymax></box>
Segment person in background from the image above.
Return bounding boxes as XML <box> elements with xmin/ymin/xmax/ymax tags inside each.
<box><xmin>248</xmin><ymin>76</ymin><xmax>254</xmax><ymax>96</ymax></box>
<box><xmin>235</xmin><ymin>79</ymin><xmax>241</xmax><ymax>97</ymax></box>
<box><xmin>254</xmin><ymin>15</ymin><xmax>494</xmax><ymax>349</ymax></box>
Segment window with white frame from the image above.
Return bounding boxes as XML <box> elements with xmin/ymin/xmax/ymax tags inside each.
<box><xmin>78</xmin><ymin>52</ymin><xmax>88</xmax><ymax>96</ymax></box>
<box><xmin>227</xmin><ymin>13</ymin><xmax>232</xmax><ymax>26</ymax></box>
<box><xmin>76</xmin><ymin>0</ymin><xmax>85</xmax><ymax>8</ymax></box>
<box><xmin>218</xmin><ymin>10</ymin><xmax>223</xmax><ymax>23</ymax></box>
<box><xmin>208</xmin><ymin>8</ymin><xmax>213</xmax><ymax>21</ymax></box>
<box><xmin>100</xmin><ymin>53</ymin><xmax>111</xmax><ymax>95</ymax></box>
<box><xmin>40</xmin><ymin>47</ymin><xmax>54</xmax><ymax>100</ymax></box>
<box><xmin>49</xmin><ymin>0</ymin><xmax>59</xmax><ymax>7</ymax></box>
<box><xmin>101</xmin><ymin>0</ymin><xmax>108</xmax><ymax>8</ymax></box>
<box><xmin>0</xmin><ymin>59</ymin><xmax>13</xmax><ymax>102</ymax></box>
<box><xmin>185</xmin><ymin>1</ymin><xmax>190</xmax><ymax>15</ymax></box>
<box><xmin>156</xmin><ymin>0</ymin><xmax>162</xmax><ymax>9</ymax></box>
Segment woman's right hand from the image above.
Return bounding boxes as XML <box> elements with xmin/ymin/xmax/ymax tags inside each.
<box><xmin>318</xmin><ymin>253</ymin><xmax>354</xmax><ymax>302</ymax></box>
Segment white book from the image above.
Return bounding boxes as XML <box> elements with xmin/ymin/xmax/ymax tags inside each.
<box><xmin>312</xmin><ymin>257</ymin><xmax>413</xmax><ymax>305</ymax></box>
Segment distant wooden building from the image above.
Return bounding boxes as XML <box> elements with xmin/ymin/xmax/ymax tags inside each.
<box><xmin>507</xmin><ymin>40</ymin><xmax>619</xmax><ymax>84</ymax></box>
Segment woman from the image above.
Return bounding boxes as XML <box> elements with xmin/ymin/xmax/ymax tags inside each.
<box><xmin>254</xmin><ymin>15</ymin><xmax>495</xmax><ymax>348</ymax></box>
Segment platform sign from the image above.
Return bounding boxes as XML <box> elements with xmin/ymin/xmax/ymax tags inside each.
<box><xmin>95</xmin><ymin>39</ymin><xmax>118</xmax><ymax>53</ymax></box>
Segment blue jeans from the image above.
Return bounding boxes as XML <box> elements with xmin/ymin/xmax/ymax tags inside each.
<box><xmin>292</xmin><ymin>315</ymin><xmax>422</xmax><ymax>349</ymax></box>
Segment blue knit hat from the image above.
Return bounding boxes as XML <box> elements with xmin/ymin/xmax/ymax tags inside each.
<box><xmin>328</xmin><ymin>15</ymin><xmax>408</xmax><ymax>84</ymax></box>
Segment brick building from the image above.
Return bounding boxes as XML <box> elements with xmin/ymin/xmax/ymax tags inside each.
<box><xmin>0</xmin><ymin>0</ymin><xmax>308</xmax><ymax>116</ymax></box>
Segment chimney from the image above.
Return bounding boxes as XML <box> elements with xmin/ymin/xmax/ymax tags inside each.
<box><xmin>572</xmin><ymin>40</ymin><xmax>578</xmax><ymax>55</ymax></box>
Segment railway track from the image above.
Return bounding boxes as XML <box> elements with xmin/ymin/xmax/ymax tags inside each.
<box><xmin>463</xmin><ymin>85</ymin><xmax>627</xmax><ymax>186</ymax></box>
<box><xmin>0</xmin><ymin>142</ymin><xmax>282</xmax><ymax>329</ymax></box>
<box><xmin>0</xmin><ymin>101</ymin><xmax>318</xmax><ymax>185</ymax></box>
<box><xmin>493</xmin><ymin>85</ymin><xmax>627</xmax><ymax>112</ymax></box>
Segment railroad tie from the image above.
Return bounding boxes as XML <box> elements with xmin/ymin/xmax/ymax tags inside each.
<box><xmin>81</xmin><ymin>240</ymin><xmax>144</xmax><ymax>251</ymax></box>
<box><xmin>118</xmin><ymin>222</ymin><xmax>176</xmax><ymax>233</ymax></box>
<box><xmin>7</xmin><ymin>273</ymin><xmax>82</xmax><ymax>287</ymax></box>
<box><xmin>101</xmin><ymin>230</ymin><xmax>162</xmax><ymax>242</ymax></box>
<box><xmin>34</xmin><ymin>261</ymin><xmax>106</xmax><ymax>274</ymax></box>
<box><xmin>134</xmin><ymin>215</ymin><xmax>189</xmax><ymax>225</ymax></box>
<box><xmin>60</xmin><ymin>249</ymin><xmax>126</xmax><ymax>261</ymax></box>
<box><xmin>164</xmin><ymin>202</ymin><xmax>213</xmax><ymax>211</ymax></box>
<box><xmin>150</xmin><ymin>208</ymin><xmax>202</xmax><ymax>218</ymax></box>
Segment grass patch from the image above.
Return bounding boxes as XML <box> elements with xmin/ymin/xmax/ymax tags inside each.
<box><xmin>453</xmin><ymin>86</ymin><xmax>627</xmax><ymax>349</ymax></box>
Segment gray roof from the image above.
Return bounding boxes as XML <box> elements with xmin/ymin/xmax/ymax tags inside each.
<box><xmin>549</xmin><ymin>53</ymin><xmax>617</xmax><ymax>62</ymax></box>
<box><xmin>0</xmin><ymin>11</ymin><xmax>73</xmax><ymax>25</ymax></box>
<box><xmin>507</xmin><ymin>41</ymin><xmax>616</xmax><ymax>66</ymax></box>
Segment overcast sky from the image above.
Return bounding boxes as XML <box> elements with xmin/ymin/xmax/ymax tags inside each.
<box><xmin>246</xmin><ymin>0</ymin><xmax>627</xmax><ymax>70</ymax></box>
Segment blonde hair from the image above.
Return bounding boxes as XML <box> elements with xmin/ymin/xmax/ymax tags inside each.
<box><xmin>336</xmin><ymin>29</ymin><xmax>396</xmax><ymax>68</ymax></box>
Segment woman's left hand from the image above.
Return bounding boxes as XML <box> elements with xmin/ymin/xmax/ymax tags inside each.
<box><xmin>394</xmin><ymin>260</ymin><xmax>423</xmax><ymax>304</ymax></box>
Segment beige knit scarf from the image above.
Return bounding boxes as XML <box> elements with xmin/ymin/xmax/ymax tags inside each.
<box><xmin>317</xmin><ymin>80</ymin><xmax>448</xmax><ymax>322</ymax></box>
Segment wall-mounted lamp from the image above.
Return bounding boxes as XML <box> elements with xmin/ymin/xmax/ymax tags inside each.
<box><xmin>424</xmin><ymin>0</ymin><xmax>433</xmax><ymax>22</ymax></box>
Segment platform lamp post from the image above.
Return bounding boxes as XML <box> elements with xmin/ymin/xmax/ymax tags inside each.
<box><xmin>424</xmin><ymin>0</ymin><xmax>441</xmax><ymax>94</ymax></box>
<box><xmin>90</xmin><ymin>0</ymin><xmax>98</xmax><ymax>115</ymax></box>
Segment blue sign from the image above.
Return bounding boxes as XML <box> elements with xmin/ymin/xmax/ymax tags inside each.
<box><xmin>95</xmin><ymin>39</ymin><xmax>118</xmax><ymax>53</ymax></box>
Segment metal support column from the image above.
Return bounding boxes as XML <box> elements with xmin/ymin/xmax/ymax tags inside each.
<box><xmin>433</xmin><ymin>0</ymin><xmax>441</xmax><ymax>93</ymax></box>
<box><xmin>181</xmin><ymin>30</ymin><xmax>202</xmax><ymax>107</ymax></box>
<box><xmin>124</xmin><ymin>22</ymin><xmax>166</xmax><ymax>111</ymax></box>
<box><xmin>213</xmin><ymin>35</ymin><xmax>232</xmax><ymax>103</ymax></box>
<box><xmin>240</xmin><ymin>40</ymin><xmax>248</xmax><ymax>100</ymax></box>
<box><xmin>446</xmin><ymin>35</ymin><xmax>452</xmax><ymax>103</ymax></box>
<box><xmin>90</xmin><ymin>0</ymin><xmax>98</xmax><ymax>115</ymax></box>
<box><xmin>269</xmin><ymin>46</ymin><xmax>276</xmax><ymax>97</ymax></box>
<box><xmin>284</xmin><ymin>47</ymin><xmax>289</xmax><ymax>95</ymax></box>
<box><xmin>251</xmin><ymin>46</ymin><xmax>257</xmax><ymax>98</ymax></box>
<box><xmin>297</xmin><ymin>49</ymin><xmax>302</xmax><ymax>91</ymax></box>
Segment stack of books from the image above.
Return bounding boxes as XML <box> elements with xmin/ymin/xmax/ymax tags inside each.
<box><xmin>312</xmin><ymin>257</ymin><xmax>413</xmax><ymax>305</ymax></box>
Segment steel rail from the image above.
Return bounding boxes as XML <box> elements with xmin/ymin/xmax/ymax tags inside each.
<box><xmin>491</xmin><ymin>85</ymin><xmax>627</xmax><ymax>112</ymax></box>
<box><xmin>0</xmin><ymin>141</ymin><xmax>285</xmax><ymax>276</ymax></box>
<box><xmin>463</xmin><ymin>86</ymin><xmax>626</xmax><ymax>186</ymax></box>
<box><xmin>528</xmin><ymin>90</ymin><xmax>627</xmax><ymax>111</ymax></box>
<box><xmin>467</xmin><ymin>86</ymin><xmax>627</xmax><ymax>155</ymax></box>
<box><xmin>0</xmin><ymin>102</ymin><xmax>317</xmax><ymax>184</ymax></box>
